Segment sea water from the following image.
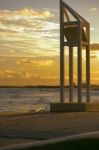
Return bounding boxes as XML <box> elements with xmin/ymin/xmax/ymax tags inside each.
<box><xmin>0</xmin><ymin>88</ymin><xmax>99</xmax><ymax>113</ymax></box>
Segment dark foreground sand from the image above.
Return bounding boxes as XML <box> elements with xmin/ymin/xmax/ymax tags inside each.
<box><xmin>0</xmin><ymin>138</ymin><xmax>34</xmax><ymax>147</ymax></box>
<box><xmin>0</xmin><ymin>112</ymin><xmax>99</xmax><ymax>147</ymax></box>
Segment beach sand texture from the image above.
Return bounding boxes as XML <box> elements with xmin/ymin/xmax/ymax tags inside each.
<box><xmin>0</xmin><ymin>112</ymin><xmax>99</xmax><ymax>147</ymax></box>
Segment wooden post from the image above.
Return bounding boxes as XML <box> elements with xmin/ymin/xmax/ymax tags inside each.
<box><xmin>60</xmin><ymin>0</ymin><xmax>65</xmax><ymax>103</ymax></box>
<box><xmin>69</xmin><ymin>46</ymin><xmax>73</xmax><ymax>102</ymax></box>
<box><xmin>78</xmin><ymin>24</ymin><xmax>82</xmax><ymax>103</ymax></box>
<box><xmin>78</xmin><ymin>44</ymin><xmax>82</xmax><ymax>103</ymax></box>
<box><xmin>86</xmin><ymin>45</ymin><xmax>90</xmax><ymax>102</ymax></box>
<box><xmin>86</xmin><ymin>24</ymin><xmax>90</xmax><ymax>103</ymax></box>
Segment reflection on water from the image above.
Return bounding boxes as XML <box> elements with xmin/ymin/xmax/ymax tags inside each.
<box><xmin>0</xmin><ymin>88</ymin><xmax>98</xmax><ymax>113</ymax></box>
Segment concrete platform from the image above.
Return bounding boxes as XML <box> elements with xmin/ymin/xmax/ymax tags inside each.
<box><xmin>50</xmin><ymin>103</ymin><xmax>99</xmax><ymax>112</ymax></box>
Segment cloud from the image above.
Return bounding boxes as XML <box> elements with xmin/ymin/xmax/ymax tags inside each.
<box><xmin>6</xmin><ymin>74</ymin><xmax>14</xmax><ymax>78</ymax></box>
<box><xmin>0</xmin><ymin>57</ymin><xmax>7</xmax><ymax>62</ymax></box>
<box><xmin>1</xmin><ymin>69</ymin><xmax>32</xmax><ymax>79</ymax></box>
<box><xmin>4</xmin><ymin>70</ymin><xmax>15</xmax><ymax>74</ymax></box>
<box><xmin>90</xmin><ymin>27</ymin><xmax>95</xmax><ymax>31</ymax></box>
<box><xmin>89</xmin><ymin>7</ymin><xmax>97</xmax><ymax>12</ymax></box>
<box><xmin>0</xmin><ymin>70</ymin><xmax>4</xmax><ymax>77</ymax></box>
<box><xmin>0</xmin><ymin>55</ymin><xmax>60</xmax><ymax>86</ymax></box>
<box><xmin>90</xmin><ymin>43</ymin><xmax>99</xmax><ymax>50</ymax></box>
<box><xmin>0</xmin><ymin>8</ymin><xmax>55</xmax><ymax>19</ymax></box>
<box><xmin>90</xmin><ymin>55</ymin><xmax>97</xmax><ymax>59</ymax></box>
<box><xmin>4</xmin><ymin>70</ymin><xmax>22</xmax><ymax>76</ymax></box>
<box><xmin>32</xmin><ymin>60</ymin><xmax>53</xmax><ymax>67</ymax></box>
<box><xmin>16</xmin><ymin>58</ymin><xmax>54</xmax><ymax>67</ymax></box>
<box><xmin>0</xmin><ymin>7</ymin><xmax>59</xmax><ymax>57</ymax></box>
<box><xmin>40</xmin><ymin>74</ymin><xmax>58</xmax><ymax>80</ymax></box>
<box><xmin>22</xmin><ymin>72</ymin><xmax>32</xmax><ymax>79</ymax></box>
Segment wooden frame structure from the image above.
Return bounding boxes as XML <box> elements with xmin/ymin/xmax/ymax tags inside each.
<box><xmin>60</xmin><ymin>0</ymin><xmax>90</xmax><ymax>104</ymax></box>
<box><xmin>50</xmin><ymin>0</ymin><xmax>99</xmax><ymax>112</ymax></box>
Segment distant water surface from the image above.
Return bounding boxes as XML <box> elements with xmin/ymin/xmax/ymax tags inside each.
<box><xmin>0</xmin><ymin>88</ymin><xmax>98</xmax><ymax>113</ymax></box>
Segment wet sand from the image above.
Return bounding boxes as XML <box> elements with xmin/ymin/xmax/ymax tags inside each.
<box><xmin>0</xmin><ymin>112</ymin><xmax>99</xmax><ymax>147</ymax></box>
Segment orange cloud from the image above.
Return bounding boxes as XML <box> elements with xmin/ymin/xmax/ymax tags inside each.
<box><xmin>3</xmin><ymin>70</ymin><xmax>22</xmax><ymax>78</ymax></box>
<box><xmin>0</xmin><ymin>8</ymin><xmax>55</xmax><ymax>19</ymax></box>
<box><xmin>90</xmin><ymin>55</ymin><xmax>97</xmax><ymax>59</ymax></box>
<box><xmin>40</xmin><ymin>74</ymin><xmax>58</xmax><ymax>80</ymax></box>
<box><xmin>0</xmin><ymin>7</ymin><xmax>59</xmax><ymax>58</ymax></box>
<box><xmin>15</xmin><ymin>58</ymin><xmax>54</xmax><ymax>67</ymax></box>
<box><xmin>22</xmin><ymin>72</ymin><xmax>32</xmax><ymax>79</ymax></box>
<box><xmin>91</xmin><ymin>43</ymin><xmax>99</xmax><ymax>50</ymax></box>
<box><xmin>31</xmin><ymin>60</ymin><xmax>53</xmax><ymax>67</ymax></box>
<box><xmin>0</xmin><ymin>70</ymin><xmax>4</xmax><ymax>77</ymax></box>
<box><xmin>89</xmin><ymin>7</ymin><xmax>97</xmax><ymax>12</ymax></box>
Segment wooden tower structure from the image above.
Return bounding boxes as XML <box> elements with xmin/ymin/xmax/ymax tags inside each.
<box><xmin>50</xmin><ymin>0</ymin><xmax>99</xmax><ymax>112</ymax></box>
<box><xmin>60</xmin><ymin>0</ymin><xmax>90</xmax><ymax>103</ymax></box>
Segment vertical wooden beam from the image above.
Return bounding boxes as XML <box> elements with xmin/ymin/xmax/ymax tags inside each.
<box><xmin>60</xmin><ymin>0</ymin><xmax>65</xmax><ymax>103</ymax></box>
<box><xmin>78</xmin><ymin>23</ymin><xmax>82</xmax><ymax>103</ymax></box>
<box><xmin>86</xmin><ymin>45</ymin><xmax>90</xmax><ymax>102</ymax></box>
<box><xmin>78</xmin><ymin>44</ymin><xmax>82</xmax><ymax>103</ymax></box>
<box><xmin>69</xmin><ymin>46</ymin><xmax>73</xmax><ymax>102</ymax></box>
<box><xmin>86</xmin><ymin>24</ymin><xmax>90</xmax><ymax>102</ymax></box>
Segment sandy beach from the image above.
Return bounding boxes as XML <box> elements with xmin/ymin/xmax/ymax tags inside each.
<box><xmin>0</xmin><ymin>112</ymin><xmax>99</xmax><ymax>147</ymax></box>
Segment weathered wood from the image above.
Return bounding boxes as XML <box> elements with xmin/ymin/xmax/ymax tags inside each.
<box><xmin>60</xmin><ymin>0</ymin><xmax>65</xmax><ymax>103</ymax></box>
<box><xmin>86</xmin><ymin>24</ymin><xmax>90</xmax><ymax>102</ymax></box>
<box><xmin>61</xmin><ymin>0</ymin><xmax>89</xmax><ymax>24</ymax></box>
<box><xmin>69</xmin><ymin>46</ymin><xmax>73</xmax><ymax>102</ymax></box>
<box><xmin>64</xmin><ymin>41</ymin><xmax>78</xmax><ymax>47</ymax></box>
<box><xmin>78</xmin><ymin>44</ymin><xmax>82</xmax><ymax>103</ymax></box>
<box><xmin>63</xmin><ymin>7</ymin><xmax>70</xmax><ymax>22</ymax></box>
<box><xmin>64</xmin><ymin>21</ymin><xmax>78</xmax><ymax>26</ymax></box>
<box><xmin>51</xmin><ymin>103</ymin><xmax>99</xmax><ymax>112</ymax></box>
<box><xmin>86</xmin><ymin>46</ymin><xmax>90</xmax><ymax>102</ymax></box>
<box><xmin>78</xmin><ymin>23</ymin><xmax>82</xmax><ymax>103</ymax></box>
<box><xmin>81</xmin><ymin>42</ymin><xmax>89</xmax><ymax>46</ymax></box>
<box><xmin>59</xmin><ymin>0</ymin><xmax>90</xmax><ymax>105</ymax></box>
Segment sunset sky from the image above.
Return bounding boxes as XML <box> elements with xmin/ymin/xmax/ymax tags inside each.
<box><xmin>0</xmin><ymin>0</ymin><xmax>99</xmax><ymax>86</ymax></box>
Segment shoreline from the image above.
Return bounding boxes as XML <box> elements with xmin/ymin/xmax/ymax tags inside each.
<box><xmin>0</xmin><ymin>111</ymin><xmax>49</xmax><ymax>117</ymax></box>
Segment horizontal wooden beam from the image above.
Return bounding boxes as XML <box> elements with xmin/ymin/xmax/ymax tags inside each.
<box><xmin>64</xmin><ymin>41</ymin><xmax>78</xmax><ymax>46</ymax></box>
<box><xmin>64</xmin><ymin>21</ymin><xmax>78</xmax><ymax>26</ymax></box>
<box><xmin>64</xmin><ymin>42</ymin><xmax>89</xmax><ymax>47</ymax></box>
<box><xmin>82</xmin><ymin>42</ymin><xmax>89</xmax><ymax>46</ymax></box>
<box><xmin>64</xmin><ymin>24</ymin><xmax>78</xmax><ymax>28</ymax></box>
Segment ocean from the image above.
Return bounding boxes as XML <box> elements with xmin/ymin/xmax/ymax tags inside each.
<box><xmin>0</xmin><ymin>88</ymin><xmax>99</xmax><ymax>113</ymax></box>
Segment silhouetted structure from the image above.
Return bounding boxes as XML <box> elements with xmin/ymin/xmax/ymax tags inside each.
<box><xmin>50</xmin><ymin>0</ymin><xmax>99</xmax><ymax>112</ymax></box>
<box><xmin>60</xmin><ymin>0</ymin><xmax>90</xmax><ymax>103</ymax></box>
